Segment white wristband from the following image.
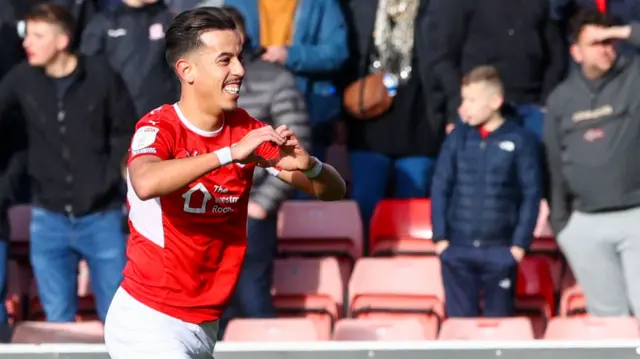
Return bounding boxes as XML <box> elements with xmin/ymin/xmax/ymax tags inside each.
<box><xmin>303</xmin><ymin>160</ymin><xmax>323</xmax><ymax>178</ymax></box>
<box><xmin>214</xmin><ymin>147</ymin><xmax>233</xmax><ymax>166</ymax></box>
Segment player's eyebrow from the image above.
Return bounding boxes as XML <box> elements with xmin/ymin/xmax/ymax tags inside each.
<box><xmin>216</xmin><ymin>52</ymin><xmax>236</xmax><ymax>59</ymax></box>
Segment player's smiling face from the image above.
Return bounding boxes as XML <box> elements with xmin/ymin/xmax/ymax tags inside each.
<box><xmin>192</xmin><ymin>29</ymin><xmax>245</xmax><ymax>112</ymax></box>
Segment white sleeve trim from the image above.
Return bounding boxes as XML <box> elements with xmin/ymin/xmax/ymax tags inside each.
<box><xmin>266</xmin><ymin>167</ymin><xmax>281</xmax><ymax>176</ymax></box>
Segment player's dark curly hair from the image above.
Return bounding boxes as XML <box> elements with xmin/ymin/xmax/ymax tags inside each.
<box><xmin>165</xmin><ymin>7</ymin><xmax>237</xmax><ymax>67</ymax></box>
<box><xmin>569</xmin><ymin>8</ymin><xmax>615</xmax><ymax>43</ymax></box>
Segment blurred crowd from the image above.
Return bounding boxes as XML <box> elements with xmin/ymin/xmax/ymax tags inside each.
<box><xmin>1</xmin><ymin>0</ymin><xmax>640</xmax><ymax>341</ymax></box>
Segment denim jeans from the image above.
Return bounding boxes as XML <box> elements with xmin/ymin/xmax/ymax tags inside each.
<box><xmin>29</xmin><ymin>207</ymin><xmax>127</xmax><ymax>322</ymax></box>
<box><xmin>349</xmin><ymin>150</ymin><xmax>436</xmax><ymax>250</ymax></box>
<box><xmin>218</xmin><ymin>216</ymin><xmax>278</xmax><ymax>337</ymax></box>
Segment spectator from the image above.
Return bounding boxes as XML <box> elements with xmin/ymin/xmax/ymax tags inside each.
<box><xmin>544</xmin><ymin>9</ymin><xmax>640</xmax><ymax>320</ymax></box>
<box><xmin>432</xmin><ymin>66</ymin><xmax>541</xmax><ymax>317</ymax></box>
<box><xmin>0</xmin><ymin>3</ymin><xmax>137</xmax><ymax>322</ymax></box>
<box><xmin>551</xmin><ymin>0</ymin><xmax>640</xmax><ymax>56</ymax></box>
<box><xmin>81</xmin><ymin>0</ymin><xmax>178</xmax><ymax>118</ymax></box>
<box><xmin>341</xmin><ymin>0</ymin><xmax>445</xmax><ymax>244</ymax></box>
<box><xmin>428</xmin><ymin>0</ymin><xmax>566</xmax><ymax>139</ymax></box>
<box><xmin>217</xmin><ymin>5</ymin><xmax>311</xmax><ymax>335</ymax></box>
<box><xmin>224</xmin><ymin>0</ymin><xmax>348</xmax><ymax>162</ymax></box>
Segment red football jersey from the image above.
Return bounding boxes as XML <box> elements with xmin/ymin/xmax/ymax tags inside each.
<box><xmin>122</xmin><ymin>104</ymin><xmax>281</xmax><ymax>323</ymax></box>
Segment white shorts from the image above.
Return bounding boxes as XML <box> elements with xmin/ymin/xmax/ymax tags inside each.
<box><xmin>104</xmin><ymin>287</ymin><xmax>219</xmax><ymax>359</ymax></box>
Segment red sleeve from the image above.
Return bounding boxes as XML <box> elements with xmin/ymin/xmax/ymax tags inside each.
<box><xmin>128</xmin><ymin>113</ymin><xmax>175</xmax><ymax>164</ymax></box>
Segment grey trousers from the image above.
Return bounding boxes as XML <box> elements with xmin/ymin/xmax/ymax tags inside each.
<box><xmin>558</xmin><ymin>207</ymin><xmax>640</xmax><ymax>320</ymax></box>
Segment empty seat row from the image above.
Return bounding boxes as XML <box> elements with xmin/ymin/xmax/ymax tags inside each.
<box><xmin>223</xmin><ymin>316</ymin><xmax>640</xmax><ymax>342</ymax></box>
<box><xmin>12</xmin><ymin>315</ymin><xmax>637</xmax><ymax>344</ymax></box>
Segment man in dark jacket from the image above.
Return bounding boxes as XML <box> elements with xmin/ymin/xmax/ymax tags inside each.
<box><xmin>80</xmin><ymin>0</ymin><xmax>178</xmax><ymax>118</ymax></box>
<box><xmin>432</xmin><ymin>66</ymin><xmax>541</xmax><ymax>317</ymax></box>
<box><xmin>0</xmin><ymin>3</ymin><xmax>137</xmax><ymax>322</ymax></box>
<box><xmin>544</xmin><ymin>9</ymin><xmax>640</xmax><ymax>321</ymax></box>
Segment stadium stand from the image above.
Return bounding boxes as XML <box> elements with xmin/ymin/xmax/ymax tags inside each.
<box><xmin>559</xmin><ymin>284</ymin><xmax>587</xmax><ymax>317</ymax></box>
<box><xmin>438</xmin><ymin>317</ymin><xmax>535</xmax><ymax>340</ymax></box>
<box><xmin>272</xmin><ymin>257</ymin><xmax>344</xmax><ymax>336</ymax></box>
<box><xmin>223</xmin><ymin>318</ymin><xmax>322</xmax><ymax>341</ymax></box>
<box><xmin>276</xmin><ymin>200</ymin><xmax>362</xmax><ymax>283</ymax></box>
<box><xmin>544</xmin><ymin>317</ymin><xmax>640</xmax><ymax>340</ymax></box>
<box><xmin>368</xmin><ymin>199</ymin><xmax>434</xmax><ymax>256</ymax></box>
<box><xmin>348</xmin><ymin>257</ymin><xmax>444</xmax><ymax>340</ymax></box>
<box><xmin>11</xmin><ymin>321</ymin><xmax>104</xmax><ymax>344</ymax></box>
<box><xmin>332</xmin><ymin>318</ymin><xmax>430</xmax><ymax>341</ymax></box>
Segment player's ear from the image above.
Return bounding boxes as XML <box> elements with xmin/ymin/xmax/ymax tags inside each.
<box><xmin>175</xmin><ymin>58</ymin><xmax>195</xmax><ymax>84</ymax></box>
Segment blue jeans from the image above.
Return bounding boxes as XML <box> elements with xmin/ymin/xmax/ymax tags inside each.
<box><xmin>29</xmin><ymin>207</ymin><xmax>127</xmax><ymax>322</ymax></box>
<box><xmin>219</xmin><ymin>216</ymin><xmax>278</xmax><ymax>337</ymax></box>
<box><xmin>349</xmin><ymin>150</ymin><xmax>436</xmax><ymax>250</ymax></box>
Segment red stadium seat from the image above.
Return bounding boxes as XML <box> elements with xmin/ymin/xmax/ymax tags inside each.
<box><xmin>544</xmin><ymin>316</ymin><xmax>640</xmax><ymax>340</ymax></box>
<box><xmin>369</xmin><ymin>199</ymin><xmax>434</xmax><ymax>256</ymax></box>
<box><xmin>273</xmin><ymin>257</ymin><xmax>343</xmax><ymax>337</ymax></box>
<box><xmin>12</xmin><ymin>321</ymin><xmax>104</xmax><ymax>343</ymax></box>
<box><xmin>333</xmin><ymin>318</ymin><xmax>433</xmax><ymax>341</ymax></box>
<box><xmin>277</xmin><ymin>200</ymin><xmax>362</xmax><ymax>281</ymax></box>
<box><xmin>515</xmin><ymin>257</ymin><xmax>555</xmax><ymax>337</ymax></box>
<box><xmin>439</xmin><ymin>317</ymin><xmax>534</xmax><ymax>340</ymax></box>
<box><xmin>223</xmin><ymin>318</ymin><xmax>322</xmax><ymax>341</ymax></box>
<box><xmin>8</xmin><ymin>205</ymin><xmax>31</xmax><ymax>261</ymax></box>
<box><xmin>7</xmin><ymin>260</ymin><xmax>29</xmax><ymax>323</ymax></box>
<box><xmin>348</xmin><ymin>257</ymin><xmax>444</xmax><ymax>338</ymax></box>
<box><xmin>559</xmin><ymin>284</ymin><xmax>586</xmax><ymax>317</ymax></box>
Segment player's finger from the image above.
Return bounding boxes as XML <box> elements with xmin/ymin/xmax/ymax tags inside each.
<box><xmin>267</xmin><ymin>132</ymin><xmax>286</xmax><ymax>145</ymax></box>
<box><xmin>274</xmin><ymin>125</ymin><xmax>289</xmax><ymax>134</ymax></box>
<box><xmin>278</xmin><ymin>129</ymin><xmax>294</xmax><ymax>139</ymax></box>
<box><xmin>284</xmin><ymin>138</ymin><xmax>299</xmax><ymax>147</ymax></box>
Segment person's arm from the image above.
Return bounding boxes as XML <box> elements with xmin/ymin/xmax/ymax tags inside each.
<box><xmin>129</xmin><ymin>122</ymin><xmax>287</xmax><ymax>200</ymax></box>
<box><xmin>284</xmin><ymin>0</ymin><xmax>349</xmax><ymax>74</ymax></box>
<box><xmin>79</xmin><ymin>14</ymin><xmax>107</xmax><ymax>56</ymax></box>
<box><xmin>543</xmin><ymin>99</ymin><xmax>573</xmax><ymax>234</ymax></box>
<box><xmin>541</xmin><ymin>4</ymin><xmax>568</xmax><ymax>101</ymax></box>
<box><xmin>430</xmin><ymin>128</ymin><xmax>459</xmax><ymax>243</ymax></box>
<box><xmin>512</xmin><ymin>133</ymin><xmax>542</xmax><ymax>250</ymax></box>
<box><xmin>427</xmin><ymin>0</ymin><xmax>468</xmax><ymax>123</ymax></box>
<box><xmin>273</xmin><ymin>159</ymin><xmax>346</xmax><ymax>201</ymax></box>
<box><xmin>0</xmin><ymin>151</ymin><xmax>28</xmax><ymax>212</ymax></box>
<box><xmin>250</xmin><ymin>71</ymin><xmax>311</xmax><ymax>214</ymax></box>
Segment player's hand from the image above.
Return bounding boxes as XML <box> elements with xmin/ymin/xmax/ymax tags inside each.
<box><xmin>435</xmin><ymin>240</ymin><xmax>449</xmax><ymax>255</ymax></box>
<box><xmin>231</xmin><ymin>126</ymin><xmax>286</xmax><ymax>164</ymax></box>
<box><xmin>247</xmin><ymin>201</ymin><xmax>268</xmax><ymax>220</ymax></box>
<box><xmin>272</xmin><ymin>125</ymin><xmax>313</xmax><ymax>171</ymax></box>
<box><xmin>510</xmin><ymin>246</ymin><xmax>526</xmax><ymax>263</ymax></box>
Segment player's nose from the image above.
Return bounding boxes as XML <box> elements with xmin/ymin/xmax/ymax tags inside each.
<box><xmin>230</xmin><ymin>58</ymin><xmax>245</xmax><ymax>79</ymax></box>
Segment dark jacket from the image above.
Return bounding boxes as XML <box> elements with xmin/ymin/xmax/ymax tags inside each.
<box><xmin>80</xmin><ymin>1</ymin><xmax>178</xmax><ymax>118</ymax></box>
<box><xmin>0</xmin><ymin>55</ymin><xmax>137</xmax><ymax>217</ymax></box>
<box><xmin>342</xmin><ymin>0</ymin><xmax>447</xmax><ymax>157</ymax></box>
<box><xmin>544</xmin><ymin>23</ymin><xmax>640</xmax><ymax>234</ymax></box>
<box><xmin>427</xmin><ymin>0</ymin><xmax>567</xmax><ymax>123</ymax></box>
<box><xmin>431</xmin><ymin>120</ymin><xmax>542</xmax><ymax>249</ymax></box>
<box><xmin>238</xmin><ymin>56</ymin><xmax>311</xmax><ymax>215</ymax></box>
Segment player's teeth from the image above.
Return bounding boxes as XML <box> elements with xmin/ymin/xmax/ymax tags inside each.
<box><xmin>224</xmin><ymin>86</ymin><xmax>239</xmax><ymax>94</ymax></box>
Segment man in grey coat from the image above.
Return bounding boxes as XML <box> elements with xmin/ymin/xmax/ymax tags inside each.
<box><xmin>218</xmin><ymin>6</ymin><xmax>311</xmax><ymax>335</ymax></box>
<box><xmin>544</xmin><ymin>9</ymin><xmax>640</xmax><ymax>321</ymax></box>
